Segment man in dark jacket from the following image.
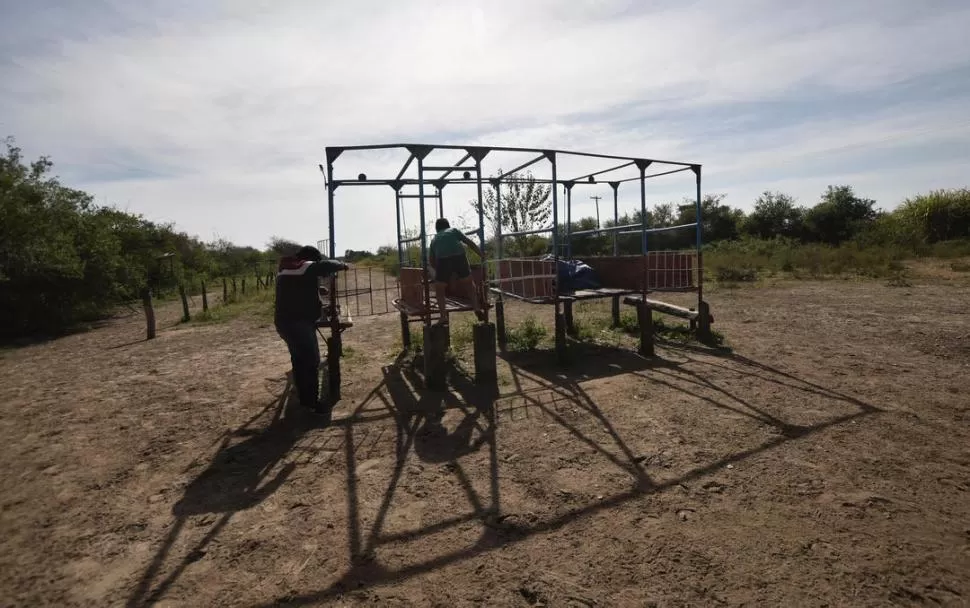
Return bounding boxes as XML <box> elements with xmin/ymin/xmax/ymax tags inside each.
<box><xmin>274</xmin><ymin>245</ymin><xmax>348</xmax><ymax>421</ymax></box>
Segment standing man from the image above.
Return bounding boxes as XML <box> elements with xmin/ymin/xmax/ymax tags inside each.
<box><xmin>274</xmin><ymin>245</ymin><xmax>348</xmax><ymax>422</ymax></box>
<box><xmin>428</xmin><ymin>218</ymin><xmax>485</xmax><ymax>325</ymax></box>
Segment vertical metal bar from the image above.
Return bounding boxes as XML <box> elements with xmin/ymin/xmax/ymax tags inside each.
<box><xmin>326</xmin><ymin>160</ymin><xmax>339</xmax><ymax>310</ymax></box>
<box><xmin>565</xmin><ymin>185</ymin><xmax>572</xmax><ymax>259</ymax></box>
<box><xmin>325</xmin><ymin>158</ymin><xmax>342</xmax><ymax>402</ymax></box>
<box><xmin>550</xmin><ymin>153</ymin><xmax>559</xmax><ymax>304</ymax></box>
<box><xmin>475</xmin><ymin>162</ymin><xmax>488</xmax><ymax>320</ymax></box>
<box><xmin>417</xmin><ymin>158</ymin><xmax>430</xmax><ymax>324</ymax></box>
<box><xmin>384</xmin><ymin>270</ymin><xmax>389</xmax><ymax>313</ymax></box>
<box><xmin>395</xmin><ymin>189</ymin><xmax>404</xmax><ymax>266</ymax></box>
<box><xmin>353</xmin><ymin>268</ymin><xmax>359</xmax><ymax>317</ymax></box>
<box><xmin>695</xmin><ymin>165</ymin><xmax>703</xmax><ymax>310</ymax></box>
<box><xmin>475</xmin><ymin>163</ymin><xmax>486</xmax><ymax>254</ymax></box>
<box><xmin>639</xmin><ymin>165</ymin><xmax>647</xmax><ymax>255</ymax></box>
<box><xmin>496</xmin><ymin>180</ymin><xmax>503</xmax><ymax>261</ymax></box>
<box><xmin>368</xmin><ymin>265</ymin><xmax>374</xmax><ymax>315</ymax></box>
<box><xmin>639</xmin><ymin>165</ymin><xmax>648</xmax><ymax>298</ymax></box>
<box><xmin>550</xmin><ymin>153</ymin><xmax>566</xmax><ymax>363</ymax></box>
<box><xmin>326</xmin><ymin>163</ymin><xmax>337</xmax><ymax>261</ymax></box>
<box><xmin>611</xmin><ymin>183</ymin><xmax>619</xmax><ymax>256</ymax></box>
<box><xmin>437</xmin><ymin>185</ymin><xmax>444</xmax><ymax>219</ymax></box>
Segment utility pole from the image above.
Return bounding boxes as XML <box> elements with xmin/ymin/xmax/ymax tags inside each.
<box><xmin>590</xmin><ymin>195</ymin><xmax>602</xmax><ymax>228</ymax></box>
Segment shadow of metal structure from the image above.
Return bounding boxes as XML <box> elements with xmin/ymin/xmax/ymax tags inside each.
<box><xmin>126</xmin><ymin>372</ymin><xmax>327</xmax><ymax>607</ymax></box>
<box><xmin>238</xmin><ymin>340</ymin><xmax>883</xmax><ymax>607</ymax></box>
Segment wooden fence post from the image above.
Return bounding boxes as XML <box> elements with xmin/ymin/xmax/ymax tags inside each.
<box><xmin>201</xmin><ymin>280</ymin><xmax>209</xmax><ymax>312</ymax></box>
<box><xmin>242</xmin><ymin>278</ymin><xmax>246</xmax><ymax>295</ymax></box>
<box><xmin>143</xmin><ymin>288</ymin><xmax>156</xmax><ymax>340</ymax></box>
<box><xmin>179</xmin><ymin>284</ymin><xmax>191</xmax><ymax>322</ymax></box>
<box><xmin>223</xmin><ymin>278</ymin><xmax>228</xmax><ymax>303</ymax></box>
<box><xmin>232</xmin><ymin>278</ymin><xmax>237</xmax><ymax>296</ymax></box>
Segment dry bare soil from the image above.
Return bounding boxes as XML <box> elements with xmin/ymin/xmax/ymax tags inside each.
<box><xmin>2</xmin><ymin>264</ymin><xmax>969</xmax><ymax>607</ymax></box>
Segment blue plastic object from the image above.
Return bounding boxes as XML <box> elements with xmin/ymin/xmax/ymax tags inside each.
<box><xmin>543</xmin><ymin>255</ymin><xmax>601</xmax><ymax>291</ymax></box>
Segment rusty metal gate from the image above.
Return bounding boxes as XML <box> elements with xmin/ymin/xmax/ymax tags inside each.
<box><xmin>329</xmin><ymin>265</ymin><xmax>400</xmax><ymax>318</ymax></box>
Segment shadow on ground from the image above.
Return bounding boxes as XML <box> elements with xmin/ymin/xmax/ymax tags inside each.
<box><xmin>126</xmin><ymin>372</ymin><xmax>322</xmax><ymax>607</ymax></box>
<box><xmin>245</xmin><ymin>341</ymin><xmax>882</xmax><ymax>607</ymax></box>
<box><xmin>126</xmin><ymin>338</ymin><xmax>883</xmax><ymax>607</ymax></box>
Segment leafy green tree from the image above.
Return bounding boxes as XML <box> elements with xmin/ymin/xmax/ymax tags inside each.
<box><xmin>267</xmin><ymin>237</ymin><xmax>302</xmax><ymax>256</ymax></box>
<box><xmin>744</xmin><ymin>191</ymin><xmax>805</xmax><ymax>239</ymax></box>
<box><xmin>803</xmin><ymin>185</ymin><xmax>878</xmax><ymax>245</ymax></box>
<box><xmin>568</xmin><ymin>217</ymin><xmax>610</xmax><ymax>257</ymax></box>
<box><xmin>471</xmin><ymin>169</ymin><xmax>551</xmax><ymax>255</ymax></box>
<box><xmin>675</xmin><ymin>193</ymin><xmax>745</xmax><ymax>246</ymax></box>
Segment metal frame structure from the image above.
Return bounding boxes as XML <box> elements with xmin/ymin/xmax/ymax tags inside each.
<box><xmin>322</xmin><ymin>143</ymin><xmax>705</xmax><ymax>361</ymax></box>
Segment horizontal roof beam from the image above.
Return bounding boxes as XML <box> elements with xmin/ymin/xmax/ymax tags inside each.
<box><xmin>323</xmin><ymin>142</ymin><xmax>697</xmax><ymax>167</ymax></box>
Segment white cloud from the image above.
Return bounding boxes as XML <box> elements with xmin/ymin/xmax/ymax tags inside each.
<box><xmin>2</xmin><ymin>0</ymin><xmax>970</xmax><ymax>251</ymax></box>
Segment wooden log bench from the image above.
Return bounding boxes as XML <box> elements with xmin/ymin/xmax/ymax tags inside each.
<box><xmin>622</xmin><ymin>295</ymin><xmax>714</xmax><ymax>354</ymax></box>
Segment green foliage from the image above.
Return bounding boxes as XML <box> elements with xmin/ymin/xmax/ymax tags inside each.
<box><xmin>188</xmin><ymin>285</ymin><xmax>274</xmax><ymax>325</ymax></box>
<box><xmin>267</xmin><ymin>237</ymin><xmax>302</xmax><ymax>256</ymax></box>
<box><xmin>705</xmin><ymin>236</ymin><xmax>909</xmax><ymax>279</ymax></box>
<box><xmin>618</xmin><ymin>311</ymin><xmax>639</xmax><ymax>334</ymax></box>
<box><xmin>676</xmin><ymin>193</ymin><xmax>745</xmax><ymax>244</ymax></box>
<box><xmin>343</xmin><ymin>249</ymin><xmax>375</xmax><ymax>263</ymax></box>
<box><xmin>5</xmin><ymin>133</ymin><xmax>970</xmax><ymax>343</ymax></box>
<box><xmin>715</xmin><ymin>266</ymin><xmax>759</xmax><ymax>283</ymax></box>
<box><xmin>449</xmin><ymin>319</ymin><xmax>476</xmax><ymax>353</ymax></box>
<box><xmin>744</xmin><ymin>191</ymin><xmax>805</xmax><ymax>239</ymax></box>
<box><xmin>893</xmin><ymin>188</ymin><xmax>970</xmax><ymax>245</ymax></box>
<box><xmin>507</xmin><ymin>315</ymin><xmax>548</xmax><ymax>351</ymax></box>
<box><xmin>470</xmin><ymin>169</ymin><xmax>551</xmax><ymax>255</ymax></box>
<box><xmin>610</xmin><ymin>309</ymin><xmax>725</xmax><ymax>346</ymax></box>
<box><xmin>408</xmin><ymin>326</ymin><xmax>424</xmax><ymax>352</ymax></box>
<box><xmin>803</xmin><ymin>185</ymin><xmax>878</xmax><ymax>245</ymax></box>
<box><xmin>0</xmin><ymin>137</ymin><xmax>292</xmax><ymax>341</ymax></box>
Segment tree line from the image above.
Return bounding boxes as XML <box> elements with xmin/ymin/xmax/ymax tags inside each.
<box><xmin>3</xmin><ymin>138</ymin><xmax>968</xmax><ymax>340</ymax></box>
<box><xmin>0</xmin><ymin>138</ymin><xmax>305</xmax><ymax>341</ymax></box>
<box><xmin>368</xmin><ymin>169</ymin><xmax>969</xmax><ymax>268</ymax></box>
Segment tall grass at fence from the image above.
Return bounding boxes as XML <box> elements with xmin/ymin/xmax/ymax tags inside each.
<box><xmin>704</xmin><ymin>237</ymin><xmax>917</xmax><ymax>282</ymax></box>
<box><xmin>180</xmin><ymin>274</ymin><xmax>276</xmax><ymax>325</ymax></box>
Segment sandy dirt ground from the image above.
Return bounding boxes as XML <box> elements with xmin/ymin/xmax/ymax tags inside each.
<box><xmin>1</xmin><ymin>263</ymin><xmax>969</xmax><ymax>607</ymax></box>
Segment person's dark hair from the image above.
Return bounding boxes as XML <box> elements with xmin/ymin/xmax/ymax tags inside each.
<box><xmin>294</xmin><ymin>245</ymin><xmax>323</xmax><ymax>262</ymax></box>
<box><xmin>435</xmin><ymin>218</ymin><xmax>450</xmax><ymax>232</ymax></box>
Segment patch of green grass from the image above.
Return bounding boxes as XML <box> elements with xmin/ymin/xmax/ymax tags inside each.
<box><xmin>507</xmin><ymin>315</ymin><xmax>548</xmax><ymax>352</ymax></box>
<box><xmin>608</xmin><ymin>309</ymin><xmax>725</xmax><ymax>347</ymax></box>
<box><xmin>450</xmin><ymin>319</ymin><xmax>476</xmax><ymax>352</ymax></box>
<box><xmin>705</xmin><ymin>237</ymin><xmax>915</xmax><ymax>281</ymax></box>
<box><xmin>191</xmin><ymin>307</ymin><xmax>235</xmax><ymax>324</ymax></box>
<box><xmin>715</xmin><ymin>266</ymin><xmax>758</xmax><ymax>283</ymax></box>
<box><xmin>572</xmin><ymin>319</ymin><xmax>598</xmax><ymax>342</ymax></box>
<box><xmin>570</xmin><ymin>312</ymin><xmax>625</xmax><ymax>348</ymax></box>
<box><xmin>407</xmin><ymin>326</ymin><xmax>424</xmax><ymax>352</ymax></box>
<box><xmin>186</xmin><ymin>288</ymin><xmax>274</xmax><ymax>325</ymax></box>
<box><xmin>928</xmin><ymin>240</ymin><xmax>970</xmax><ymax>259</ymax></box>
<box><xmin>341</xmin><ymin>345</ymin><xmax>368</xmax><ymax>363</ymax></box>
<box><xmin>617</xmin><ymin>310</ymin><xmax>639</xmax><ymax>334</ymax></box>
<box><xmin>497</xmin><ymin>371</ymin><xmax>512</xmax><ymax>387</ymax></box>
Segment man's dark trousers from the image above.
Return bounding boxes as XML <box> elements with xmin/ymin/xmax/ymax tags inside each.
<box><xmin>276</xmin><ymin>320</ymin><xmax>320</xmax><ymax>408</ymax></box>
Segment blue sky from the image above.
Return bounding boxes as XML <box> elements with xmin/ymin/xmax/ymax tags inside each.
<box><xmin>3</xmin><ymin>0</ymin><xmax>970</xmax><ymax>252</ymax></box>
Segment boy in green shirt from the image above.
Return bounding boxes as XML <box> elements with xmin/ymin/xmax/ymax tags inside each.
<box><xmin>429</xmin><ymin>218</ymin><xmax>485</xmax><ymax>324</ymax></box>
